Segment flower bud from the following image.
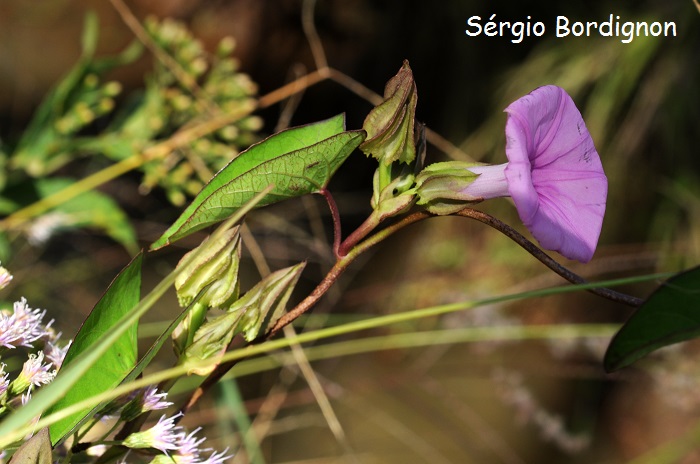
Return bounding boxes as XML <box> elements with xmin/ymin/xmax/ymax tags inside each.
<box><xmin>231</xmin><ymin>262</ymin><xmax>306</xmax><ymax>342</ymax></box>
<box><xmin>359</xmin><ymin>60</ymin><xmax>417</xmax><ymax>166</ymax></box>
<box><xmin>180</xmin><ymin>263</ymin><xmax>306</xmax><ymax>374</ymax></box>
<box><xmin>175</xmin><ymin>226</ymin><xmax>241</xmax><ymax>309</ymax></box>
<box><xmin>180</xmin><ymin>310</ymin><xmax>242</xmax><ymax>375</ymax></box>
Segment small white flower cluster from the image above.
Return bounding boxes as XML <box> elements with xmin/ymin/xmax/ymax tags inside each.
<box><xmin>0</xmin><ymin>265</ymin><xmax>230</xmax><ymax>463</ymax></box>
<box><xmin>0</xmin><ymin>266</ymin><xmax>72</xmax><ymax>412</ymax></box>
<box><xmin>122</xmin><ymin>406</ymin><xmax>232</xmax><ymax>464</ymax></box>
<box><xmin>80</xmin><ymin>385</ymin><xmax>231</xmax><ymax>463</ymax></box>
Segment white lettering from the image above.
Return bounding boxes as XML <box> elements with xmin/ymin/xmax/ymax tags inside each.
<box><xmin>465</xmin><ymin>16</ymin><xmax>482</xmax><ymax>36</ymax></box>
<box><xmin>465</xmin><ymin>13</ymin><xmax>676</xmax><ymax>43</ymax></box>
<box><xmin>664</xmin><ymin>21</ymin><xmax>676</xmax><ymax>36</ymax></box>
<box><xmin>620</xmin><ymin>21</ymin><xmax>634</xmax><ymax>43</ymax></box>
<box><xmin>484</xmin><ymin>14</ymin><xmax>498</xmax><ymax>36</ymax></box>
<box><xmin>556</xmin><ymin>16</ymin><xmax>570</xmax><ymax>37</ymax></box>
<box><xmin>532</xmin><ymin>22</ymin><xmax>545</xmax><ymax>36</ymax></box>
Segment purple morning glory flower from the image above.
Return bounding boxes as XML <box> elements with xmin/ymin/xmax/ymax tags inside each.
<box><xmin>464</xmin><ymin>85</ymin><xmax>607</xmax><ymax>262</ymax></box>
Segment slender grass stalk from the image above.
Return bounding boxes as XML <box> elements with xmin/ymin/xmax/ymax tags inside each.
<box><xmin>219</xmin><ymin>379</ymin><xmax>265</xmax><ymax>464</ymax></box>
<box><xmin>229</xmin><ymin>323</ymin><xmax>620</xmax><ymax>379</ymax></box>
<box><xmin>0</xmin><ymin>271</ymin><xmax>666</xmax><ymax>448</ymax></box>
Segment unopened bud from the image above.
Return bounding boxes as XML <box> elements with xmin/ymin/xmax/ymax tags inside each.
<box><xmin>180</xmin><ymin>310</ymin><xmax>242</xmax><ymax>375</ymax></box>
<box><xmin>360</xmin><ymin>60</ymin><xmax>418</xmax><ymax>166</ymax></box>
<box><xmin>175</xmin><ymin>226</ymin><xmax>241</xmax><ymax>309</ymax></box>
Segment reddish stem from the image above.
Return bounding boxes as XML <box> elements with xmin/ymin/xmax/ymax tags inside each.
<box><xmin>338</xmin><ymin>211</ymin><xmax>381</xmax><ymax>257</ymax></box>
<box><xmin>319</xmin><ymin>188</ymin><xmax>342</xmax><ymax>258</ymax></box>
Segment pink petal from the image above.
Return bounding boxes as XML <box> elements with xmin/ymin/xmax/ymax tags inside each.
<box><xmin>504</xmin><ymin>86</ymin><xmax>607</xmax><ymax>262</ymax></box>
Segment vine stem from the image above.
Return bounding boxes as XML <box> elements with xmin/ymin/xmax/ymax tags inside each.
<box><xmin>454</xmin><ymin>209</ymin><xmax>644</xmax><ymax>307</ymax></box>
<box><xmin>319</xmin><ymin>188</ymin><xmax>342</xmax><ymax>258</ymax></box>
<box><xmin>271</xmin><ymin>207</ymin><xmax>643</xmax><ymax>336</ymax></box>
<box><xmin>337</xmin><ymin>210</ymin><xmax>382</xmax><ymax>257</ymax></box>
<box><xmin>177</xmin><ymin>206</ymin><xmax>644</xmax><ymax>418</ymax></box>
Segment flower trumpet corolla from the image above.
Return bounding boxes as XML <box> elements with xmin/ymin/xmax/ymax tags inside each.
<box><xmin>416</xmin><ymin>85</ymin><xmax>607</xmax><ymax>262</ymax></box>
<box><xmin>502</xmin><ymin>85</ymin><xmax>607</xmax><ymax>263</ymax></box>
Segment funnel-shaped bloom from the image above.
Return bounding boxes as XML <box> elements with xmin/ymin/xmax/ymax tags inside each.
<box><xmin>461</xmin><ymin>86</ymin><xmax>607</xmax><ymax>262</ymax></box>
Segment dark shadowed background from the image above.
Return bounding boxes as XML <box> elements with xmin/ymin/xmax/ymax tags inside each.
<box><xmin>1</xmin><ymin>0</ymin><xmax>699</xmax><ymax>462</ymax></box>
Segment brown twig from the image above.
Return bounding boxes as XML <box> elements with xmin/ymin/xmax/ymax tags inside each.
<box><xmin>109</xmin><ymin>0</ymin><xmax>216</xmax><ymax>115</ymax></box>
<box><xmin>302</xmin><ymin>0</ymin><xmax>328</xmax><ymax>70</ymax></box>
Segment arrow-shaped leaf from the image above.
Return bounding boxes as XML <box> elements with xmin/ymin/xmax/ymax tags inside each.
<box><xmin>47</xmin><ymin>254</ymin><xmax>142</xmax><ymax>444</ymax></box>
<box><xmin>151</xmin><ymin>114</ymin><xmax>365</xmax><ymax>249</ymax></box>
<box><xmin>604</xmin><ymin>265</ymin><xmax>700</xmax><ymax>372</ymax></box>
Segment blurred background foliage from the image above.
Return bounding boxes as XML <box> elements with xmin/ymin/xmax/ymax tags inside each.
<box><xmin>0</xmin><ymin>0</ymin><xmax>698</xmax><ymax>462</ymax></box>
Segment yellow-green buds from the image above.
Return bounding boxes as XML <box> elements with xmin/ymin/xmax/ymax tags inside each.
<box><xmin>180</xmin><ymin>310</ymin><xmax>242</xmax><ymax>376</ymax></box>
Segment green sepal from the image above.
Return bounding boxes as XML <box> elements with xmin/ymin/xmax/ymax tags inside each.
<box><xmin>414</xmin><ymin>161</ymin><xmax>484</xmax><ymax>215</ymax></box>
<box><xmin>180</xmin><ymin>309</ymin><xmax>245</xmax><ymax>376</ymax></box>
<box><xmin>370</xmin><ymin>170</ymin><xmax>416</xmax><ymax>220</ymax></box>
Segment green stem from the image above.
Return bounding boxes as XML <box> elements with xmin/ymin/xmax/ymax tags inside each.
<box><xmin>14</xmin><ymin>271</ymin><xmax>667</xmax><ymax>449</ymax></box>
<box><xmin>377</xmin><ymin>161</ymin><xmax>392</xmax><ymax>194</ymax></box>
<box><xmin>233</xmin><ymin>323</ymin><xmax>621</xmax><ymax>378</ymax></box>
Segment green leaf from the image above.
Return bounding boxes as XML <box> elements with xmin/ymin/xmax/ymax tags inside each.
<box><xmin>8</xmin><ymin>428</ymin><xmax>52</xmax><ymax>464</ymax></box>
<box><xmin>33</xmin><ymin>178</ymin><xmax>138</xmax><ymax>255</ymax></box>
<box><xmin>604</xmin><ymin>265</ymin><xmax>700</xmax><ymax>372</ymax></box>
<box><xmin>47</xmin><ymin>254</ymin><xmax>142</xmax><ymax>444</ymax></box>
<box><xmin>151</xmin><ymin>114</ymin><xmax>365</xmax><ymax>249</ymax></box>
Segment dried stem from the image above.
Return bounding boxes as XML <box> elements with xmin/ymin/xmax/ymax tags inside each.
<box><xmin>109</xmin><ymin>0</ymin><xmax>216</xmax><ymax>114</ymax></box>
<box><xmin>302</xmin><ymin>0</ymin><xmax>328</xmax><ymax>70</ymax></box>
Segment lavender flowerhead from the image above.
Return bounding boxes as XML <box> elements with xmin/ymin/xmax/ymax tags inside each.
<box><xmin>0</xmin><ymin>298</ymin><xmax>51</xmax><ymax>350</ymax></box>
<box><xmin>123</xmin><ymin>413</ymin><xmax>183</xmax><ymax>453</ymax></box>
